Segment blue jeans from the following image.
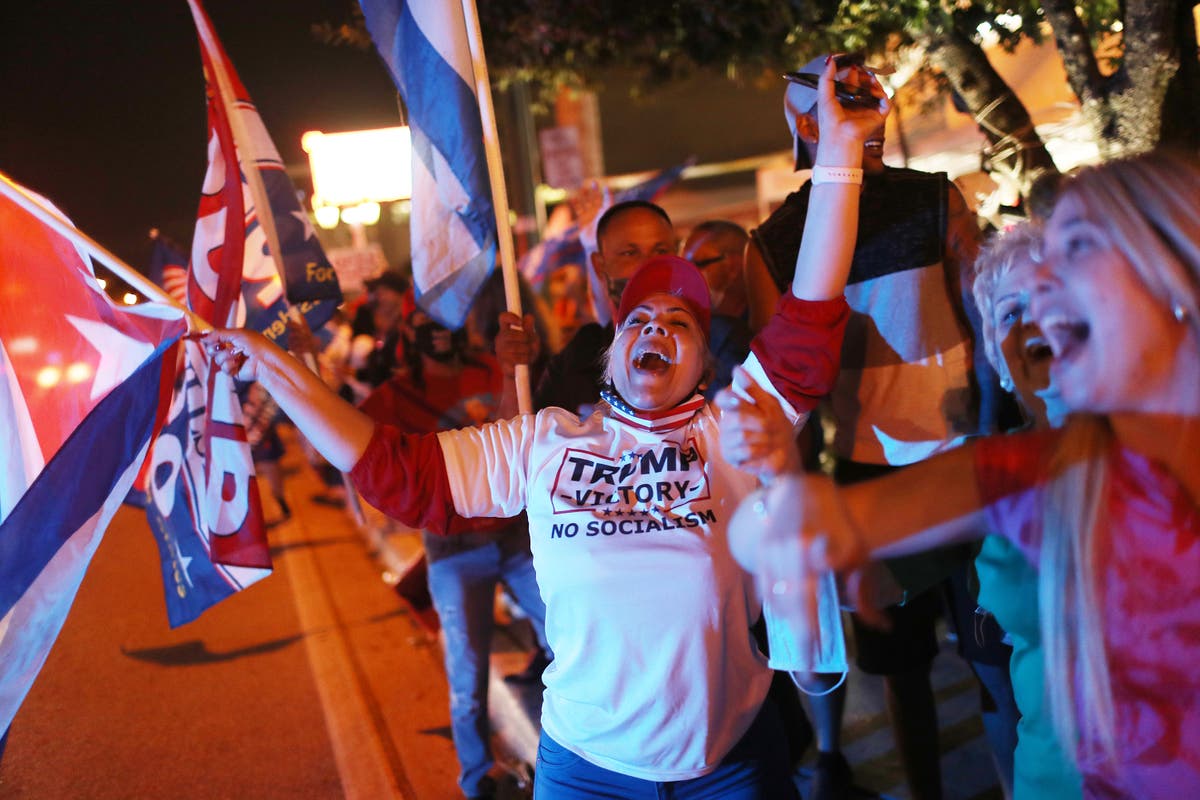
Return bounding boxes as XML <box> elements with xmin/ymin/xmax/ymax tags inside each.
<box><xmin>533</xmin><ymin>700</ymin><xmax>798</xmax><ymax>800</ymax></box>
<box><xmin>969</xmin><ymin>659</ymin><xmax>1018</xmax><ymax>797</ymax></box>
<box><xmin>425</xmin><ymin>528</ymin><xmax>549</xmax><ymax>798</ymax></box>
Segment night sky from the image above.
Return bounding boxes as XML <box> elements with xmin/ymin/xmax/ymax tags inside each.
<box><xmin>1</xmin><ymin>0</ymin><xmax>397</xmax><ymax>269</ymax></box>
<box><xmin>1</xmin><ymin>1</ymin><xmax>791</xmax><ymax>282</ymax></box>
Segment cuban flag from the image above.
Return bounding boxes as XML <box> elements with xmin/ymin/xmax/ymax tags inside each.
<box><xmin>0</xmin><ymin>180</ymin><xmax>185</xmax><ymax>735</ymax></box>
<box><xmin>185</xmin><ymin>0</ymin><xmax>343</xmax><ymax>349</ymax></box>
<box><xmin>359</xmin><ymin>0</ymin><xmax>498</xmax><ymax>329</ymax></box>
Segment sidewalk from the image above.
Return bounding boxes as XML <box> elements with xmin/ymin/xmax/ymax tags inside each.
<box><xmin>355</xmin><ymin>503</ymin><xmax>544</xmax><ymax>793</ymax></box>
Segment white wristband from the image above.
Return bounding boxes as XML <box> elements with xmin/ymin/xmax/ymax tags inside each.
<box><xmin>811</xmin><ymin>165</ymin><xmax>863</xmax><ymax>186</ymax></box>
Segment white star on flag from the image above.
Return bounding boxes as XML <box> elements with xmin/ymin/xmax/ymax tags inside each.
<box><xmin>65</xmin><ymin>315</ymin><xmax>155</xmax><ymax>402</ymax></box>
<box><xmin>173</xmin><ymin>538</ymin><xmax>195</xmax><ymax>587</ymax></box>
<box><xmin>290</xmin><ymin>208</ymin><xmax>315</xmax><ymax>241</ymax></box>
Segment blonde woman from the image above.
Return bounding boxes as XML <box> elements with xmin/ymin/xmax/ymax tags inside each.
<box><xmin>727</xmin><ymin>151</ymin><xmax>1199</xmax><ymax>799</ymax></box>
<box><xmin>969</xmin><ymin>221</ymin><xmax>1081</xmax><ymax>799</ymax></box>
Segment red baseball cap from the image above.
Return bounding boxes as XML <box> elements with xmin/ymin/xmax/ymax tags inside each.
<box><xmin>616</xmin><ymin>255</ymin><xmax>712</xmax><ymax>337</ymax></box>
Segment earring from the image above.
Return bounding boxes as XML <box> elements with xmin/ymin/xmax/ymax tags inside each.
<box><xmin>1173</xmin><ymin>301</ymin><xmax>1189</xmax><ymax>323</ymax></box>
<box><xmin>1000</xmin><ymin>376</ymin><xmax>1014</xmax><ymax>392</ymax></box>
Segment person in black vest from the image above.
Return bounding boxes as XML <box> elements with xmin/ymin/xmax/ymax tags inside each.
<box><xmin>744</xmin><ymin>53</ymin><xmax>1007</xmax><ymax>800</ymax></box>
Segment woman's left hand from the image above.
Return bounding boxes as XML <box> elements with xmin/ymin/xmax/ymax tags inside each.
<box><xmin>716</xmin><ymin>366</ymin><xmax>802</xmax><ymax>480</ymax></box>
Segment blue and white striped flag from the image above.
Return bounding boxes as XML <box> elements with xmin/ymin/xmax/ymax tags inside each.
<box><xmin>359</xmin><ymin>0</ymin><xmax>497</xmax><ymax>329</ymax></box>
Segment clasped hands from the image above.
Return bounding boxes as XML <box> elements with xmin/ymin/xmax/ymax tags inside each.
<box><xmin>716</xmin><ymin>368</ymin><xmax>890</xmax><ymax>631</ymax></box>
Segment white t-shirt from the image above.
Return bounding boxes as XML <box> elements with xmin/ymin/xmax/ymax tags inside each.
<box><xmin>437</xmin><ymin>368</ymin><xmax>783</xmax><ymax>780</ymax></box>
<box><xmin>350</xmin><ymin>296</ymin><xmax>853</xmax><ymax>780</ymax></box>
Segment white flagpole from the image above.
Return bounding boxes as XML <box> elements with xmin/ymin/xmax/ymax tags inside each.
<box><xmin>459</xmin><ymin>0</ymin><xmax>533</xmax><ymax>415</ymax></box>
<box><xmin>0</xmin><ymin>170</ymin><xmax>208</xmax><ymax>331</ymax></box>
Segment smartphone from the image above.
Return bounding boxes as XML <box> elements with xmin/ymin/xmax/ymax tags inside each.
<box><xmin>782</xmin><ymin>72</ymin><xmax>879</xmax><ymax>108</ymax></box>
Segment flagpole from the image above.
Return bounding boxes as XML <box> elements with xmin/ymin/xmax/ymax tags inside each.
<box><xmin>460</xmin><ymin>0</ymin><xmax>532</xmax><ymax>415</ymax></box>
<box><xmin>0</xmin><ymin>170</ymin><xmax>209</xmax><ymax>331</ymax></box>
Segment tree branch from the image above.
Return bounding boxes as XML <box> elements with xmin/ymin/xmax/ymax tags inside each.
<box><xmin>920</xmin><ymin>21</ymin><xmax>1059</xmax><ymax>193</ymax></box>
<box><xmin>1040</xmin><ymin>0</ymin><xmax>1105</xmax><ymax>104</ymax></box>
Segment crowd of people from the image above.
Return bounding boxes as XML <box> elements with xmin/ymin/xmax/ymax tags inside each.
<box><xmin>200</xmin><ymin>55</ymin><xmax>1197</xmax><ymax>800</ymax></box>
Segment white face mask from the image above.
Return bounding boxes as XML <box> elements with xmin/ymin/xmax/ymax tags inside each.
<box><xmin>740</xmin><ymin>481</ymin><xmax>849</xmax><ymax>684</ymax></box>
<box><xmin>761</xmin><ymin>569</ymin><xmax>849</xmax><ymax>680</ymax></box>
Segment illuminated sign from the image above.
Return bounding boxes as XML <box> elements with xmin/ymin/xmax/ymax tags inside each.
<box><xmin>301</xmin><ymin>127</ymin><xmax>413</xmax><ymax>208</ymax></box>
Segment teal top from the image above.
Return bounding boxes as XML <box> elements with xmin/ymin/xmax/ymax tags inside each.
<box><xmin>975</xmin><ymin>534</ymin><xmax>1082</xmax><ymax>800</ymax></box>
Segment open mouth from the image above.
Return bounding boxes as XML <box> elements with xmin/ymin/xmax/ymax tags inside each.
<box><xmin>865</xmin><ymin>138</ymin><xmax>884</xmax><ymax>153</ymax></box>
<box><xmin>1040</xmin><ymin>314</ymin><xmax>1090</xmax><ymax>362</ymax></box>
<box><xmin>1023</xmin><ymin>334</ymin><xmax>1053</xmax><ymax>363</ymax></box>
<box><xmin>632</xmin><ymin>348</ymin><xmax>673</xmax><ymax>374</ymax></box>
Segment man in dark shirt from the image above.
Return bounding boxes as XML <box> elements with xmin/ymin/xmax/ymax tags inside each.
<box><xmin>744</xmin><ymin>54</ymin><xmax>1005</xmax><ymax>800</ymax></box>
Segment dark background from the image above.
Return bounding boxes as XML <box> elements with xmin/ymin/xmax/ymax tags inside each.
<box><xmin>0</xmin><ymin>1</ymin><xmax>786</xmax><ymax>273</ymax></box>
<box><xmin>0</xmin><ymin>0</ymin><xmax>398</xmax><ymax>267</ymax></box>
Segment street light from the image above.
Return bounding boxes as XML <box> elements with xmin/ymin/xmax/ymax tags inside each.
<box><xmin>313</xmin><ymin>204</ymin><xmax>340</xmax><ymax>230</ymax></box>
<box><xmin>340</xmin><ymin>202</ymin><xmax>382</xmax><ymax>226</ymax></box>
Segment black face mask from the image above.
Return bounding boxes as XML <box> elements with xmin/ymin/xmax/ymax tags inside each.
<box><xmin>412</xmin><ymin>321</ymin><xmax>463</xmax><ymax>363</ymax></box>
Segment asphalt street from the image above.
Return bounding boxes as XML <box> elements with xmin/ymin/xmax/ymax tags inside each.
<box><xmin>0</xmin><ymin>434</ymin><xmax>464</xmax><ymax>799</ymax></box>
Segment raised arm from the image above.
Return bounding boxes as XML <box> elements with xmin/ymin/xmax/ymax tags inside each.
<box><xmin>742</xmin><ymin>60</ymin><xmax>890</xmax><ymax>416</ymax></box>
<box><xmin>790</xmin><ymin>59</ymin><xmax>890</xmax><ymax>301</ymax></box>
<box><xmin>200</xmin><ymin>328</ymin><xmax>374</xmax><ymax>471</ymax></box>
